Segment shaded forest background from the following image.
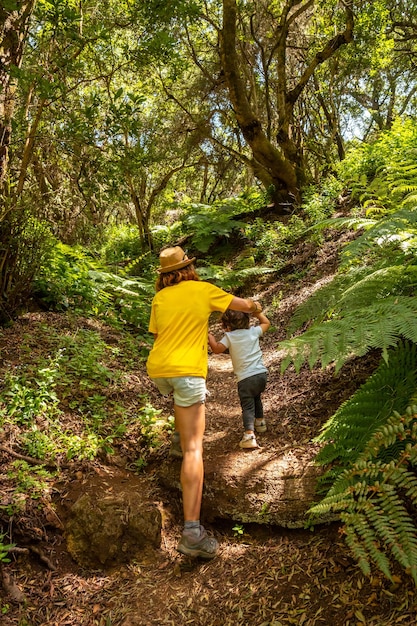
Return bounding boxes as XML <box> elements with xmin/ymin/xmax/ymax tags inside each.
<box><xmin>3</xmin><ymin>0</ymin><xmax>417</xmax><ymax>617</ymax></box>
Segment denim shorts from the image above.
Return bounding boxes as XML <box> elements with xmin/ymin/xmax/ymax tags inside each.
<box><xmin>151</xmin><ymin>376</ymin><xmax>207</xmax><ymax>407</ymax></box>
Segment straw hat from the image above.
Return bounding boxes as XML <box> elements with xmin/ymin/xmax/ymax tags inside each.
<box><xmin>157</xmin><ymin>246</ymin><xmax>196</xmax><ymax>273</ymax></box>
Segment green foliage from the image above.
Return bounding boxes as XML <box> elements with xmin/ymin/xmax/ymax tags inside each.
<box><xmin>137</xmin><ymin>403</ymin><xmax>174</xmax><ymax>448</ymax></box>
<box><xmin>180</xmin><ymin>191</ymin><xmax>268</xmax><ymax>253</ymax></box>
<box><xmin>242</xmin><ymin>176</ymin><xmax>343</xmax><ymax>269</ymax></box>
<box><xmin>280</xmin><ymin>123</ymin><xmax>417</xmax><ymax>374</ymax></box>
<box><xmin>280</xmin><ymin>295</ymin><xmax>417</xmax><ymax>374</ymax></box>
<box><xmin>0</xmin><ymin>361</ymin><xmax>61</xmax><ymax>425</ymax></box>
<box><xmin>302</xmin><ymin>176</ymin><xmax>344</xmax><ymax>223</ymax></box>
<box><xmin>197</xmin><ymin>264</ymin><xmax>274</xmax><ymax>291</ymax></box>
<box><xmin>33</xmin><ymin>242</ymin><xmax>105</xmax><ymax>312</ymax></box>
<box><xmin>310</xmin><ymin>405</ymin><xmax>417</xmax><ymax>584</ymax></box>
<box><xmin>33</xmin><ymin>242</ymin><xmax>154</xmax><ymax>330</ymax></box>
<box><xmin>0</xmin><ymin>535</ymin><xmax>15</xmax><ymax>564</ymax></box>
<box><xmin>315</xmin><ymin>342</ymin><xmax>417</xmax><ymax>470</ymax></box>
<box><xmin>244</xmin><ymin>216</ymin><xmax>305</xmax><ymax>267</ymax></box>
<box><xmin>182</xmin><ymin>204</ymin><xmax>246</xmax><ymax>253</ymax></box>
<box><xmin>8</xmin><ymin>461</ymin><xmax>53</xmax><ymax>500</ymax></box>
<box><xmin>232</xmin><ymin>524</ymin><xmax>245</xmax><ymax>537</ymax></box>
<box><xmin>338</xmin><ymin>118</ymin><xmax>417</xmax><ymax>212</ymax></box>
<box><xmin>86</xmin><ymin>269</ymin><xmax>154</xmax><ymax>330</ymax></box>
<box><xmin>284</xmin><ymin>122</ymin><xmax>417</xmax><ymax>585</ymax></box>
<box><xmin>0</xmin><ymin>327</ymin><xmax>150</xmax><ymax>463</ymax></box>
<box><xmin>99</xmin><ymin>225</ymin><xmax>144</xmax><ymax>264</ymax></box>
<box><xmin>0</xmin><ymin>210</ymin><xmax>54</xmax><ymax>323</ymax></box>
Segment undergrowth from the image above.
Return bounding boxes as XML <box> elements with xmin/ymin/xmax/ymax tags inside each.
<box><xmin>288</xmin><ymin>119</ymin><xmax>417</xmax><ymax>584</ymax></box>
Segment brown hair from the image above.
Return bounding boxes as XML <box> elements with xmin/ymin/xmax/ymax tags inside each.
<box><xmin>155</xmin><ymin>264</ymin><xmax>200</xmax><ymax>291</ymax></box>
<box><xmin>221</xmin><ymin>309</ymin><xmax>250</xmax><ymax>331</ymax></box>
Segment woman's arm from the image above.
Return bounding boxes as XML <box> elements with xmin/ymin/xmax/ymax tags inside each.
<box><xmin>228</xmin><ymin>296</ymin><xmax>262</xmax><ymax>314</ymax></box>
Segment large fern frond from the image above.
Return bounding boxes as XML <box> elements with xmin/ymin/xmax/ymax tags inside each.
<box><xmin>304</xmin><ymin>216</ymin><xmax>376</xmax><ymax>233</ymax></box>
<box><xmin>314</xmin><ymin>342</ymin><xmax>417</xmax><ymax>467</ymax></box>
<box><xmin>280</xmin><ymin>296</ymin><xmax>417</xmax><ymax>374</ymax></box>
<box><xmin>339</xmin><ymin>207</ymin><xmax>417</xmax><ymax>266</ymax></box>
<box><xmin>287</xmin><ymin>264</ymin><xmax>417</xmax><ymax>335</ymax></box>
<box><xmin>310</xmin><ymin>405</ymin><xmax>417</xmax><ymax>584</ymax></box>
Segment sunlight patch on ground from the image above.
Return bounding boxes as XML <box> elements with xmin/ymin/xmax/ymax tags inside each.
<box><xmin>208</xmin><ymin>355</ymin><xmax>234</xmax><ymax>372</ymax></box>
<box><xmin>205</xmin><ymin>430</ymin><xmax>232</xmax><ymax>442</ymax></box>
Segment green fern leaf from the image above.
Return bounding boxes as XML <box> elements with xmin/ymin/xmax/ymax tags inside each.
<box><xmin>315</xmin><ymin>342</ymin><xmax>417</xmax><ymax>466</ymax></box>
<box><xmin>280</xmin><ymin>297</ymin><xmax>417</xmax><ymax>374</ymax></box>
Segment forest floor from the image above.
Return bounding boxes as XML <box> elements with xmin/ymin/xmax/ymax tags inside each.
<box><xmin>1</xmin><ymin>231</ymin><xmax>417</xmax><ymax>625</ymax></box>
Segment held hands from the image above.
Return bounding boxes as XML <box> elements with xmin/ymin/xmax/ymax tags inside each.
<box><xmin>247</xmin><ymin>298</ymin><xmax>262</xmax><ymax>315</ymax></box>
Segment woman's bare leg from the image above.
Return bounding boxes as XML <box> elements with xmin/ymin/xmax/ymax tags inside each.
<box><xmin>174</xmin><ymin>401</ymin><xmax>205</xmax><ymax>521</ymax></box>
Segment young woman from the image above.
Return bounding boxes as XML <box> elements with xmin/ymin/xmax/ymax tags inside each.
<box><xmin>146</xmin><ymin>246</ymin><xmax>263</xmax><ymax>559</ymax></box>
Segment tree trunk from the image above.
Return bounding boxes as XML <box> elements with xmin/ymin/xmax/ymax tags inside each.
<box><xmin>221</xmin><ymin>0</ymin><xmax>299</xmax><ymax>211</ymax></box>
<box><xmin>0</xmin><ymin>0</ymin><xmax>36</xmax><ymax>186</ymax></box>
<box><xmin>220</xmin><ymin>0</ymin><xmax>354</xmax><ymax>210</ymax></box>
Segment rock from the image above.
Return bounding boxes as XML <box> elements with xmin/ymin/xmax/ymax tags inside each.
<box><xmin>158</xmin><ymin>443</ymin><xmax>332</xmax><ymax>529</ymax></box>
<box><xmin>65</xmin><ymin>490</ymin><xmax>162</xmax><ymax>569</ymax></box>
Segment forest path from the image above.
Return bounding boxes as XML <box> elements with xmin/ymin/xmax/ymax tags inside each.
<box><xmin>1</xmin><ymin>233</ymin><xmax>416</xmax><ymax>624</ymax></box>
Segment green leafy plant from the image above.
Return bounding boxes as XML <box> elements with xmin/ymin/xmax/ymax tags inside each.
<box><xmin>183</xmin><ymin>207</ymin><xmax>246</xmax><ymax>253</ymax></box>
<box><xmin>232</xmin><ymin>524</ymin><xmax>245</xmax><ymax>537</ymax></box>
<box><xmin>33</xmin><ymin>242</ymin><xmax>103</xmax><ymax>312</ymax></box>
<box><xmin>280</xmin><ymin>121</ymin><xmax>417</xmax><ymax>585</ymax></box>
<box><xmin>279</xmin><ymin>204</ymin><xmax>417</xmax><ymax>374</ymax></box>
<box><xmin>315</xmin><ymin>341</ymin><xmax>417</xmax><ymax>472</ymax></box>
<box><xmin>137</xmin><ymin>403</ymin><xmax>173</xmax><ymax>447</ymax></box>
<box><xmin>180</xmin><ymin>191</ymin><xmax>267</xmax><ymax>253</ymax></box>
<box><xmin>21</xmin><ymin>429</ymin><xmax>56</xmax><ymax>460</ymax></box>
<box><xmin>197</xmin><ymin>263</ymin><xmax>274</xmax><ymax>291</ymax></box>
<box><xmin>1</xmin><ymin>603</ymin><xmax>10</xmax><ymax>615</ymax></box>
<box><xmin>8</xmin><ymin>461</ymin><xmax>53</xmax><ymax>500</ymax></box>
<box><xmin>244</xmin><ymin>215</ymin><xmax>306</xmax><ymax>266</ymax></box>
<box><xmin>0</xmin><ymin>534</ymin><xmax>15</xmax><ymax>564</ymax></box>
<box><xmin>0</xmin><ymin>360</ymin><xmax>62</xmax><ymax>425</ymax></box>
<box><xmin>33</xmin><ymin>242</ymin><xmax>154</xmax><ymax>329</ymax></box>
<box><xmin>310</xmin><ymin>405</ymin><xmax>417</xmax><ymax>584</ymax></box>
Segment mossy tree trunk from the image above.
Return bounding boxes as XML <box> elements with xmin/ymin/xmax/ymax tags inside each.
<box><xmin>220</xmin><ymin>0</ymin><xmax>354</xmax><ymax>212</ymax></box>
<box><xmin>0</xmin><ymin>0</ymin><xmax>36</xmax><ymax>188</ymax></box>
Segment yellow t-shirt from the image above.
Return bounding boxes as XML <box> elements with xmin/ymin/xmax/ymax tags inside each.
<box><xmin>146</xmin><ymin>280</ymin><xmax>234</xmax><ymax>379</ymax></box>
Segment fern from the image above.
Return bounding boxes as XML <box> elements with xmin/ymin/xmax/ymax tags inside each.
<box><xmin>282</xmin><ymin>202</ymin><xmax>417</xmax><ymax>371</ymax></box>
<box><xmin>280</xmin><ymin>296</ymin><xmax>417</xmax><ymax>374</ymax></box>
<box><xmin>287</xmin><ymin>264</ymin><xmax>417</xmax><ymax>335</ymax></box>
<box><xmin>314</xmin><ymin>342</ymin><xmax>417</xmax><ymax>467</ymax></box>
<box><xmin>339</xmin><ymin>208</ymin><xmax>417</xmax><ymax>267</ymax></box>
<box><xmin>310</xmin><ymin>405</ymin><xmax>417</xmax><ymax>584</ymax></box>
<box><xmin>304</xmin><ymin>123</ymin><xmax>417</xmax><ymax>585</ymax></box>
<box><xmin>197</xmin><ymin>264</ymin><xmax>274</xmax><ymax>291</ymax></box>
<box><xmin>304</xmin><ymin>215</ymin><xmax>376</xmax><ymax>233</ymax></box>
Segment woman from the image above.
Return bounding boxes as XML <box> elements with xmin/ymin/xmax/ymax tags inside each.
<box><xmin>146</xmin><ymin>246</ymin><xmax>263</xmax><ymax>559</ymax></box>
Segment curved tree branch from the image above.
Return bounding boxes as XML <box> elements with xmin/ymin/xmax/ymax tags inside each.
<box><xmin>221</xmin><ymin>0</ymin><xmax>299</xmax><ymax>205</ymax></box>
<box><xmin>288</xmin><ymin>1</ymin><xmax>354</xmax><ymax>105</ymax></box>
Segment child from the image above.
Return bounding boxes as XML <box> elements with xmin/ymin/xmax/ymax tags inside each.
<box><xmin>208</xmin><ymin>306</ymin><xmax>270</xmax><ymax>449</ymax></box>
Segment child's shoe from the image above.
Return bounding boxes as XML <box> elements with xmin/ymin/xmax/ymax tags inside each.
<box><xmin>239</xmin><ymin>433</ymin><xmax>258</xmax><ymax>449</ymax></box>
<box><xmin>255</xmin><ymin>418</ymin><xmax>267</xmax><ymax>433</ymax></box>
<box><xmin>177</xmin><ymin>525</ymin><xmax>219</xmax><ymax>559</ymax></box>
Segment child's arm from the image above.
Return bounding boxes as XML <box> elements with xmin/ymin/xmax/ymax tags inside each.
<box><xmin>252</xmin><ymin>311</ymin><xmax>270</xmax><ymax>334</ymax></box>
<box><xmin>208</xmin><ymin>332</ymin><xmax>228</xmax><ymax>354</ymax></box>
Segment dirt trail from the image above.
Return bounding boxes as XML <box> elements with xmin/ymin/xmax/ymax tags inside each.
<box><xmin>1</xmin><ymin>234</ymin><xmax>417</xmax><ymax>624</ymax></box>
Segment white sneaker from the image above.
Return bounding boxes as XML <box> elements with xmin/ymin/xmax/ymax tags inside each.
<box><xmin>239</xmin><ymin>433</ymin><xmax>258</xmax><ymax>449</ymax></box>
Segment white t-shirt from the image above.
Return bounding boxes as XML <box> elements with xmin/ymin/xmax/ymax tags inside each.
<box><xmin>220</xmin><ymin>326</ymin><xmax>268</xmax><ymax>382</ymax></box>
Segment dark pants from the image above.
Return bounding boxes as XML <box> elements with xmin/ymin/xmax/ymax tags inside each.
<box><xmin>237</xmin><ymin>372</ymin><xmax>267</xmax><ymax>431</ymax></box>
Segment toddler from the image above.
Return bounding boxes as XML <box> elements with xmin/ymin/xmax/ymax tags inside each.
<box><xmin>208</xmin><ymin>306</ymin><xmax>270</xmax><ymax>449</ymax></box>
